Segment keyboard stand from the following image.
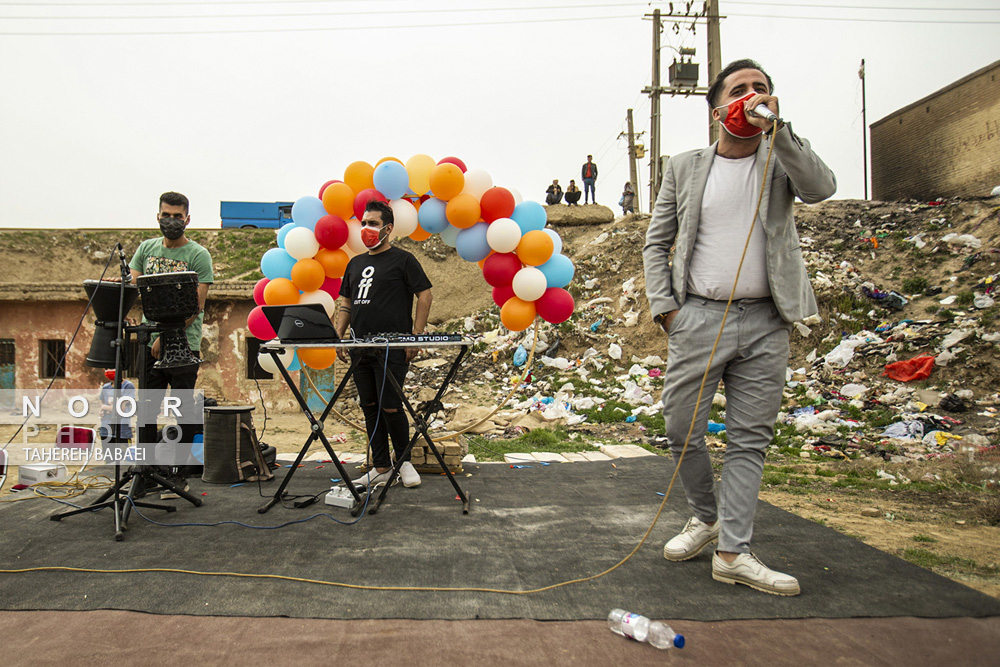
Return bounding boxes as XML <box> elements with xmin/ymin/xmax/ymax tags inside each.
<box><xmin>257</xmin><ymin>348</ymin><xmax>366</xmax><ymax>515</ymax></box>
<box><xmin>257</xmin><ymin>338</ymin><xmax>471</xmax><ymax>516</ymax></box>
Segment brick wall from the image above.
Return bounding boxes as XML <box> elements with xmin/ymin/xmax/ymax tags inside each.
<box><xmin>871</xmin><ymin>61</ymin><xmax>1000</xmax><ymax>201</ymax></box>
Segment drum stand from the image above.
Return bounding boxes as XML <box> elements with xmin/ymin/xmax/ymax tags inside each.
<box><xmin>51</xmin><ymin>250</ymin><xmax>201</xmax><ymax>540</ymax></box>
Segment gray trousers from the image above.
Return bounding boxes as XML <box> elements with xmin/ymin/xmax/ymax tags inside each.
<box><xmin>661</xmin><ymin>296</ymin><xmax>790</xmax><ymax>553</ymax></box>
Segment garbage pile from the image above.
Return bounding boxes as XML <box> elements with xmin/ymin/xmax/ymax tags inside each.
<box><xmin>404</xmin><ymin>197</ymin><xmax>999</xmax><ymax>463</ymax></box>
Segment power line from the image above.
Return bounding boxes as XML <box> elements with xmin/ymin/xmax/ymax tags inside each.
<box><xmin>0</xmin><ymin>12</ymin><xmax>637</xmax><ymax>35</ymax></box>
<box><xmin>726</xmin><ymin>11</ymin><xmax>999</xmax><ymax>24</ymax></box>
<box><xmin>0</xmin><ymin>2</ymin><xmax>655</xmax><ymax>19</ymax></box>
<box><xmin>719</xmin><ymin>1</ymin><xmax>997</xmax><ymax>10</ymax></box>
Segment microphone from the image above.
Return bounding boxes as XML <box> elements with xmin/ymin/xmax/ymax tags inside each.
<box><xmin>748</xmin><ymin>104</ymin><xmax>780</xmax><ymax>123</ymax></box>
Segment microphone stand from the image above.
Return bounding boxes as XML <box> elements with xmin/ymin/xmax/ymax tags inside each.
<box><xmin>51</xmin><ymin>244</ymin><xmax>201</xmax><ymax>540</ymax></box>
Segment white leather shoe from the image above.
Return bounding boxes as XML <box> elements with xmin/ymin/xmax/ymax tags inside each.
<box><xmin>663</xmin><ymin>517</ymin><xmax>720</xmax><ymax>561</ymax></box>
<box><xmin>712</xmin><ymin>552</ymin><xmax>801</xmax><ymax>596</ymax></box>
<box><xmin>399</xmin><ymin>461</ymin><xmax>421</xmax><ymax>488</ymax></box>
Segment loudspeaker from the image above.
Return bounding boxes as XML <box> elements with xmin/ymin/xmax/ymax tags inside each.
<box><xmin>84</xmin><ymin>279</ymin><xmax>138</xmax><ymax>368</ymax></box>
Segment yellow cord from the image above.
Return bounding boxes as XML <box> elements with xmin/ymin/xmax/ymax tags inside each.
<box><xmin>0</xmin><ymin>124</ymin><xmax>779</xmax><ymax>595</ymax></box>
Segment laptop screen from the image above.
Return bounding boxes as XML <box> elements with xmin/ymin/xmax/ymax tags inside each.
<box><xmin>261</xmin><ymin>304</ymin><xmax>339</xmax><ymax>342</ymax></box>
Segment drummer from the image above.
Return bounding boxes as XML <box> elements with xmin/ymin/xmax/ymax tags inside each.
<box><xmin>127</xmin><ymin>191</ymin><xmax>214</xmax><ymax>497</ymax></box>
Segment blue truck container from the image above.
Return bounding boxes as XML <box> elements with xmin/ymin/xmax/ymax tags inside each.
<box><xmin>220</xmin><ymin>201</ymin><xmax>295</xmax><ymax>229</ymax></box>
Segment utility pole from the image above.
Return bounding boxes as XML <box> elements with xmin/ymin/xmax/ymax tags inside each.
<box><xmin>860</xmin><ymin>58</ymin><xmax>868</xmax><ymax>200</ymax></box>
<box><xmin>622</xmin><ymin>109</ymin><xmax>642</xmax><ymax>213</ymax></box>
<box><xmin>643</xmin><ymin>3</ymin><xmax>724</xmax><ymax>210</ymax></box>
<box><xmin>649</xmin><ymin>8</ymin><xmax>662</xmax><ymax>213</ymax></box>
<box><xmin>705</xmin><ymin>0</ymin><xmax>722</xmax><ymax>145</ymax></box>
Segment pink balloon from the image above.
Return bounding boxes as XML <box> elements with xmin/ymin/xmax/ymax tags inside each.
<box><xmin>247</xmin><ymin>305</ymin><xmax>277</xmax><ymax>340</ymax></box>
<box><xmin>437</xmin><ymin>156</ymin><xmax>467</xmax><ymax>173</ymax></box>
<box><xmin>492</xmin><ymin>284</ymin><xmax>516</xmax><ymax>309</ymax></box>
<box><xmin>535</xmin><ymin>288</ymin><xmax>575</xmax><ymax>324</ymax></box>
<box><xmin>353</xmin><ymin>188</ymin><xmax>388</xmax><ymax>222</ymax></box>
<box><xmin>482</xmin><ymin>252</ymin><xmax>522</xmax><ymax>288</ymax></box>
<box><xmin>321</xmin><ymin>276</ymin><xmax>342</xmax><ymax>298</ymax></box>
<box><xmin>315</xmin><ymin>214</ymin><xmax>349</xmax><ymax>250</ymax></box>
<box><xmin>253</xmin><ymin>278</ymin><xmax>269</xmax><ymax>306</ymax></box>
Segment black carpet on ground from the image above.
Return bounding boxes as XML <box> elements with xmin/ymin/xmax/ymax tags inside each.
<box><xmin>0</xmin><ymin>457</ymin><xmax>997</xmax><ymax>621</ymax></box>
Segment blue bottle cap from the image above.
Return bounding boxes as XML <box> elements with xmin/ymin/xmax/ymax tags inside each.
<box><xmin>673</xmin><ymin>634</ymin><xmax>685</xmax><ymax>649</ymax></box>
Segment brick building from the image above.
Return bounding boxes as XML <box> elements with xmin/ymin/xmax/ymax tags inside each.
<box><xmin>870</xmin><ymin>59</ymin><xmax>1000</xmax><ymax>201</ymax></box>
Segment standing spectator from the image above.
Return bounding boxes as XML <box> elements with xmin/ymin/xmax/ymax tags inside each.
<box><xmin>545</xmin><ymin>179</ymin><xmax>564</xmax><ymax>205</ymax></box>
<box><xmin>621</xmin><ymin>182</ymin><xmax>635</xmax><ymax>215</ymax></box>
<box><xmin>581</xmin><ymin>155</ymin><xmax>598</xmax><ymax>204</ymax></box>
<box><xmin>564</xmin><ymin>180</ymin><xmax>582</xmax><ymax>206</ymax></box>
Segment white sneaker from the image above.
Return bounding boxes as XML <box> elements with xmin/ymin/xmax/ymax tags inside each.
<box><xmin>351</xmin><ymin>469</ymin><xmax>391</xmax><ymax>488</ymax></box>
<box><xmin>663</xmin><ymin>516</ymin><xmax>720</xmax><ymax>561</ymax></box>
<box><xmin>712</xmin><ymin>552</ymin><xmax>801</xmax><ymax>596</ymax></box>
<box><xmin>399</xmin><ymin>461</ymin><xmax>421</xmax><ymax>488</ymax></box>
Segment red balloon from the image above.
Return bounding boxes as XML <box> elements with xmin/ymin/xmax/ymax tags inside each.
<box><xmin>253</xmin><ymin>278</ymin><xmax>269</xmax><ymax>306</ymax></box>
<box><xmin>315</xmin><ymin>214</ymin><xmax>349</xmax><ymax>250</ymax></box>
<box><xmin>321</xmin><ymin>276</ymin><xmax>342</xmax><ymax>298</ymax></box>
<box><xmin>482</xmin><ymin>252</ymin><xmax>522</xmax><ymax>288</ymax></box>
<box><xmin>247</xmin><ymin>305</ymin><xmax>276</xmax><ymax>340</ymax></box>
<box><xmin>318</xmin><ymin>179</ymin><xmax>342</xmax><ymax>199</ymax></box>
<box><xmin>353</xmin><ymin>188</ymin><xmax>388</xmax><ymax>222</ymax></box>
<box><xmin>437</xmin><ymin>156</ymin><xmax>467</xmax><ymax>173</ymax></box>
<box><xmin>492</xmin><ymin>284</ymin><xmax>516</xmax><ymax>308</ymax></box>
<box><xmin>535</xmin><ymin>288</ymin><xmax>575</xmax><ymax>324</ymax></box>
<box><xmin>480</xmin><ymin>187</ymin><xmax>515</xmax><ymax>222</ymax></box>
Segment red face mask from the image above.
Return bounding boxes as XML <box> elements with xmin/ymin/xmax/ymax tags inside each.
<box><xmin>360</xmin><ymin>227</ymin><xmax>386</xmax><ymax>248</ymax></box>
<box><xmin>715</xmin><ymin>92</ymin><xmax>763</xmax><ymax>139</ymax></box>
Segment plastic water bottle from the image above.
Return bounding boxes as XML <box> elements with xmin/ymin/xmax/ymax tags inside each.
<box><xmin>607</xmin><ymin>609</ymin><xmax>685</xmax><ymax>649</ymax></box>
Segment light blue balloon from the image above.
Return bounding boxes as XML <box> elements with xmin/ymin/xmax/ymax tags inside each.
<box><xmin>260</xmin><ymin>247</ymin><xmax>296</xmax><ymax>280</ymax></box>
<box><xmin>286</xmin><ymin>351</ymin><xmax>301</xmax><ymax>372</ymax></box>
<box><xmin>538</xmin><ymin>254</ymin><xmax>575</xmax><ymax>288</ymax></box>
<box><xmin>511</xmin><ymin>200</ymin><xmax>547</xmax><ymax>234</ymax></box>
<box><xmin>373</xmin><ymin>161</ymin><xmax>409</xmax><ymax>200</ymax></box>
<box><xmin>439</xmin><ymin>224</ymin><xmax>459</xmax><ymax>247</ymax></box>
<box><xmin>455</xmin><ymin>222</ymin><xmax>491</xmax><ymax>262</ymax></box>
<box><xmin>543</xmin><ymin>228</ymin><xmax>563</xmax><ymax>256</ymax></box>
<box><xmin>276</xmin><ymin>223</ymin><xmax>296</xmax><ymax>249</ymax></box>
<box><xmin>418</xmin><ymin>197</ymin><xmax>449</xmax><ymax>233</ymax></box>
<box><xmin>291</xmin><ymin>196</ymin><xmax>326</xmax><ymax>231</ymax></box>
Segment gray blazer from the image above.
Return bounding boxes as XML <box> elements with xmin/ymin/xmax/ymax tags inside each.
<box><xmin>643</xmin><ymin>125</ymin><xmax>837</xmax><ymax>323</ymax></box>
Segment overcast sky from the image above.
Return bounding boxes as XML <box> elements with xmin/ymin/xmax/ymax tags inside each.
<box><xmin>0</xmin><ymin>0</ymin><xmax>997</xmax><ymax>230</ymax></box>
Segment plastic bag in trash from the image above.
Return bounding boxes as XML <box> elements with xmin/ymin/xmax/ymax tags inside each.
<box><xmin>513</xmin><ymin>345</ymin><xmax>528</xmax><ymax>367</ymax></box>
<box><xmin>883</xmin><ymin>355</ymin><xmax>934</xmax><ymax>382</ymax></box>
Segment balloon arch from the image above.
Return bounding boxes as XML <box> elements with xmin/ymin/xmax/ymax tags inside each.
<box><xmin>247</xmin><ymin>155</ymin><xmax>576</xmax><ymax>372</ymax></box>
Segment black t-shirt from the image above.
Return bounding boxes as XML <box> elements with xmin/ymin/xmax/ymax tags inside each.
<box><xmin>339</xmin><ymin>247</ymin><xmax>432</xmax><ymax>337</ymax></box>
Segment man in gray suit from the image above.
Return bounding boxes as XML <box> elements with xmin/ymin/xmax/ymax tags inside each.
<box><xmin>643</xmin><ymin>59</ymin><xmax>836</xmax><ymax>596</ymax></box>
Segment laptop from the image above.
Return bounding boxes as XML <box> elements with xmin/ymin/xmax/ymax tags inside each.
<box><xmin>261</xmin><ymin>304</ymin><xmax>340</xmax><ymax>344</ymax></box>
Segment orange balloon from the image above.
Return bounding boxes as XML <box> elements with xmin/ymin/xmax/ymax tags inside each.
<box><xmin>262</xmin><ymin>278</ymin><xmax>300</xmax><ymax>306</ymax></box>
<box><xmin>409</xmin><ymin>223</ymin><xmax>432</xmax><ymax>242</ymax></box>
<box><xmin>314</xmin><ymin>247</ymin><xmax>349</xmax><ymax>278</ymax></box>
<box><xmin>500</xmin><ymin>297</ymin><xmax>536</xmax><ymax>332</ymax></box>
<box><xmin>297</xmin><ymin>347</ymin><xmax>338</xmax><ymax>370</ymax></box>
<box><xmin>429</xmin><ymin>163</ymin><xmax>465</xmax><ymax>201</ymax></box>
<box><xmin>375</xmin><ymin>156</ymin><xmax>403</xmax><ymax>167</ymax></box>
<box><xmin>446</xmin><ymin>194</ymin><xmax>481</xmax><ymax>229</ymax></box>
<box><xmin>344</xmin><ymin>161</ymin><xmax>374</xmax><ymax>194</ymax></box>
<box><xmin>322</xmin><ymin>182</ymin><xmax>355</xmax><ymax>219</ymax></box>
<box><xmin>291</xmin><ymin>258</ymin><xmax>326</xmax><ymax>292</ymax></box>
<box><xmin>516</xmin><ymin>230</ymin><xmax>555</xmax><ymax>266</ymax></box>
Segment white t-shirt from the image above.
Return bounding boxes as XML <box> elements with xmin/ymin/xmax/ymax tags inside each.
<box><xmin>686</xmin><ymin>153</ymin><xmax>770</xmax><ymax>301</ymax></box>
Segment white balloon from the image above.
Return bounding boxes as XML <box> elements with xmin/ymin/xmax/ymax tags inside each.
<box><xmin>284</xmin><ymin>227</ymin><xmax>320</xmax><ymax>260</ymax></box>
<box><xmin>486</xmin><ymin>218</ymin><xmax>523</xmax><ymax>253</ymax></box>
<box><xmin>345</xmin><ymin>218</ymin><xmax>368</xmax><ymax>255</ymax></box>
<box><xmin>299</xmin><ymin>289</ymin><xmax>336</xmax><ymax>317</ymax></box>
<box><xmin>512</xmin><ymin>266</ymin><xmax>547</xmax><ymax>301</ymax></box>
<box><xmin>257</xmin><ymin>342</ymin><xmax>294</xmax><ymax>375</ymax></box>
<box><xmin>460</xmin><ymin>168</ymin><xmax>493</xmax><ymax>200</ymax></box>
<box><xmin>389</xmin><ymin>199</ymin><xmax>418</xmax><ymax>239</ymax></box>
<box><xmin>543</xmin><ymin>228</ymin><xmax>563</xmax><ymax>256</ymax></box>
<box><xmin>507</xmin><ymin>186</ymin><xmax>524</xmax><ymax>206</ymax></box>
<box><xmin>439</xmin><ymin>224</ymin><xmax>459</xmax><ymax>247</ymax></box>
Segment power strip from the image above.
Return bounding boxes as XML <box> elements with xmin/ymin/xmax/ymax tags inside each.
<box><xmin>325</xmin><ymin>485</ymin><xmax>363</xmax><ymax>508</ymax></box>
